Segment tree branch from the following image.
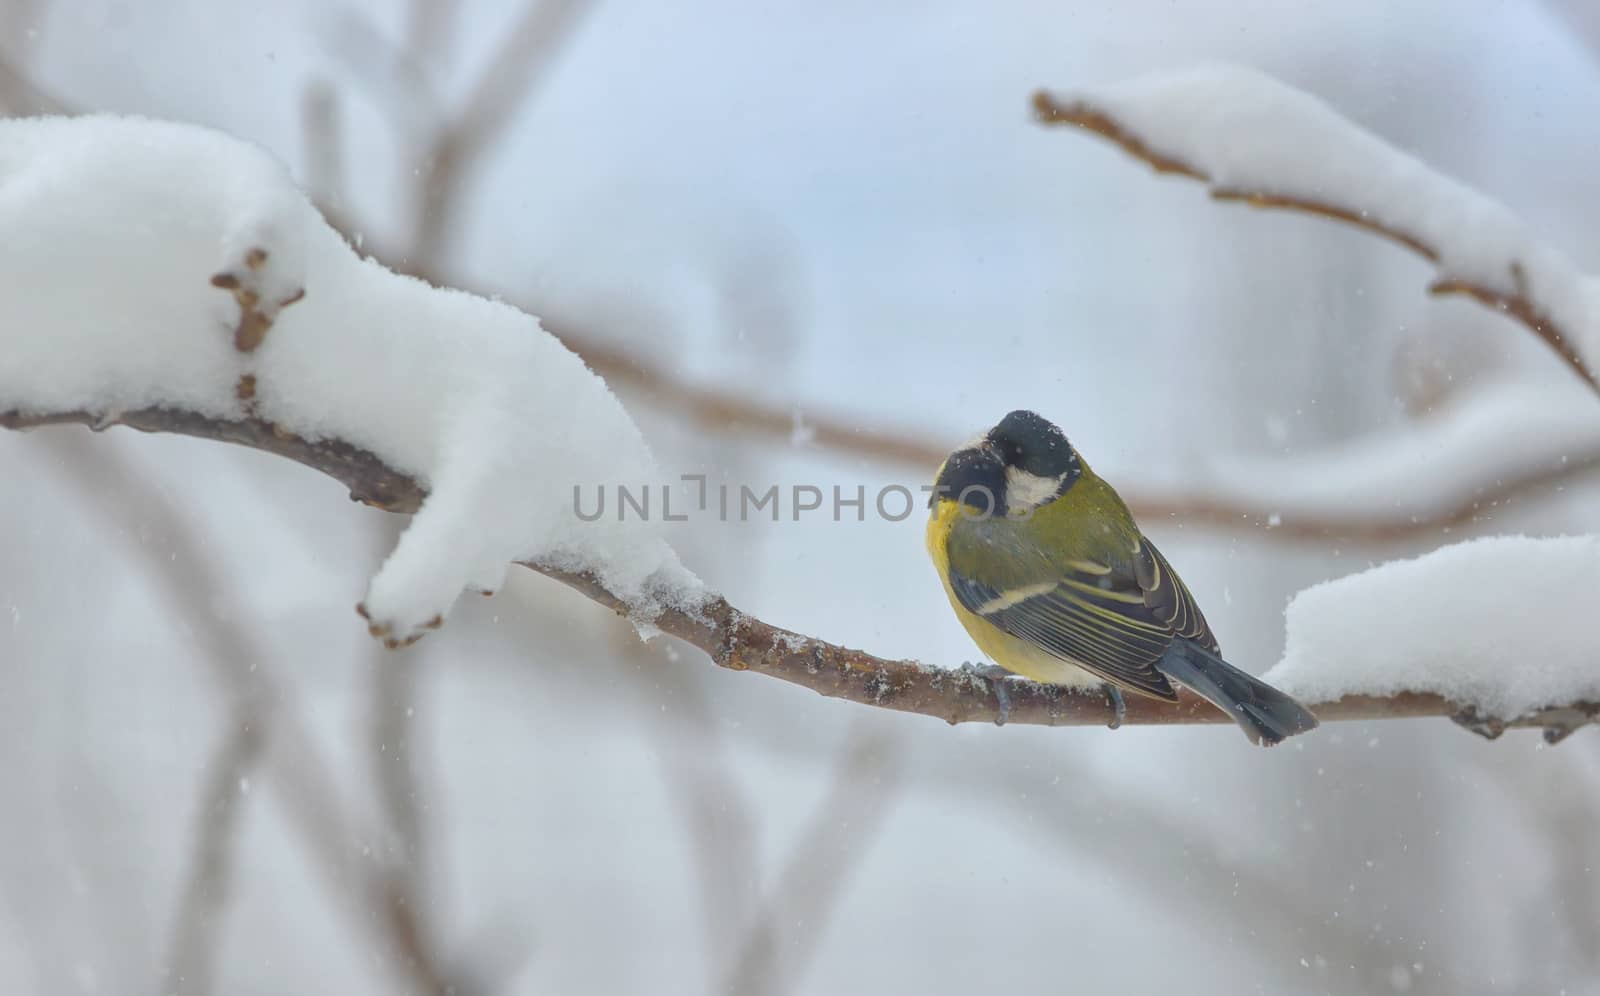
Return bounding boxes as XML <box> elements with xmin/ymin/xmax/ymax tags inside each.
<box><xmin>0</xmin><ymin>56</ymin><xmax>66</xmax><ymax>114</ymax></box>
<box><xmin>6</xmin><ymin>406</ymin><xmax>1594</xmax><ymax>740</ymax></box>
<box><xmin>1031</xmin><ymin>83</ymin><xmax>1600</xmax><ymax>395</ymax></box>
<box><xmin>720</xmin><ymin>725</ymin><xmax>902</xmax><ymax>996</ymax></box>
<box><xmin>5</xmin><ymin>51</ymin><xmax>1594</xmax><ymax>544</ymax></box>
<box><xmin>405</xmin><ymin>0</ymin><xmax>594</xmax><ymax>273</ymax></box>
<box><xmin>640</xmin><ymin>641</ymin><xmax>761</xmax><ymax>973</ymax></box>
<box><xmin>292</xmin><ymin>36</ymin><xmax>1600</xmax><ymax>545</ymax></box>
<box><xmin>159</xmin><ymin>708</ymin><xmax>263</xmax><ymax>996</ymax></box>
<box><xmin>384</xmin><ymin>250</ymin><xmax>1600</xmax><ymax>547</ymax></box>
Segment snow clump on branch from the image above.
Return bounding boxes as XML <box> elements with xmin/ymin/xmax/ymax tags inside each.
<box><xmin>0</xmin><ymin>114</ymin><xmax>693</xmax><ymax>646</ymax></box>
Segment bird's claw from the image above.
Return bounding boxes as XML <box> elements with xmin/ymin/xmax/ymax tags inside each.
<box><xmin>1104</xmin><ymin>684</ymin><xmax>1126</xmax><ymax>730</ymax></box>
<box><xmin>958</xmin><ymin>661</ymin><xmax>1014</xmax><ymax>726</ymax></box>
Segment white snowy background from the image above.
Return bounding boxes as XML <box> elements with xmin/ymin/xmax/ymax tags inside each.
<box><xmin>3</xmin><ymin>1</ymin><xmax>1600</xmax><ymax>994</ymax></box>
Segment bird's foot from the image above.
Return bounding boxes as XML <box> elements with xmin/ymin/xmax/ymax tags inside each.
<box><xmin>1103</xmin><ymin>684</ymin><xmax>1126</xmax><ymax>731</ymax></box>
<box><xmin>958</xmin><ymin>661</ymin><xmax>1014</xmax><ymax>726</ymax></box>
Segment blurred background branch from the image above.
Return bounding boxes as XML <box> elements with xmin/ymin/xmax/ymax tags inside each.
<box><xmin>719</xmin><ymin>725</ymin><xmax>903</xmax><ymax>996</ymax></box>
<box><xmin>160</xmin><ymin>711</ymin><xmax>262</xmax><ymax>996</ymax></box>
<box><xmin>37</xmin><ymin>435</ymin><xmax>467</xmax><ymax>996</ymax></box>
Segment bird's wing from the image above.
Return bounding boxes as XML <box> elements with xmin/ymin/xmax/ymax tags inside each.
<box><xmin>945</xmin><ymin>528</ymin><xmax>1217</xmax><ymax>700</ymax></box>
<box><xmin>1133</xmin><ymin>537</ymin><xmax>1219</xmax><ymax>654</ymax></box>
<box><xmin>944</xmin><ymin>528</ymin><xmax>1164</xmax><ymax>698</ymax></box>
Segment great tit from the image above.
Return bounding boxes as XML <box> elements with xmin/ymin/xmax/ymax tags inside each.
<box><xmin>926</xmin><ymin>410</ymin><xmax>1318</xmax><ymax>746</ymax></box>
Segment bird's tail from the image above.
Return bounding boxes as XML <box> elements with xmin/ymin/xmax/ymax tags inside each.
<box><xmin>1156</xmin><ymin>640</ymin><xmax>1319</xmax><ymax>746</ymax></box>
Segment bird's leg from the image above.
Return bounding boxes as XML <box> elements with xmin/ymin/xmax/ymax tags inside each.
<box><xmin>1103</xmin><ymin>684</ymin><xmax>1126</xmax><ymax>730</ymax></box>
<box><xmin>958</xmin><ymin>661</ymin><xmax>1014</xmax><ymax>726</ymax></box>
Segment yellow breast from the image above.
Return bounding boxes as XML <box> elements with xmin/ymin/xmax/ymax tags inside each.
<box><xmin>924</xmin><ymin>499</ymin><xmax>1102</xmax><ymax>689</ymax></box>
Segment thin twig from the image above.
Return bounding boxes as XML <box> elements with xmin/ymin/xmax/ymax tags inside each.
<box><xmin>0</xmin><ymin>53</ymin><xmax>66</xmax><ymax>114</ymax></box>
<box><xmin>300</xmin><ymin>82</ymin><xmax>347</xmax><ymax>219</ymax></box>
<box><xmin>1031</xmin><ymin>88</ymin><xmax>1600</xmax><ymax>395</ymax></box>
<box><xmin>642</xmin><ymin>640</ymin><xmax>761</xmax><ymax>968</ymax></box>
<box><xmin>407</xmin><ymin>0</ymin><xmax>594</xmax><ymax>272</ymax></box>
<box><xmin>367</xmin><ymin>515</ymin><xmax>428</xmax><ymax>873</ymax></box>
<box><xmin>366</xmin><ymin>524</ymin><xmax>458</xmax><ymax>996</ymax></box>
<box><xmin>405</xmin><ymin>0</ymin><xmax>455</xmax><ymax>62</ymax></box>
<box><xmin>159</xmin><ymin>708</ymin><xmax>265</xmax><ymax>996</ymax></box>
<box><xmin>720</xmin><ymin>725</ymin><xmax>902</xmax><ymax>996</ymax></box>
<box><xmin>450</xmin><ymin>0</ymin><xmax>591</xmax><ymax>155</ymax></box>
<box><xmin>372</xmin><ymin>652</ymin><xmax>427</xmax><ymax>879</ymax></box>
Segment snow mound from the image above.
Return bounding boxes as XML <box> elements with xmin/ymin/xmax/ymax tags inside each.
<box><xmin>0</xmin><ymin>114</ymin><xmax>696</xmax><ymax>644</ymax></box>
<box><xmin>1267</xmin><ymin>535</ymin><xmax>1600</xmax><ymax>718</ymax></box>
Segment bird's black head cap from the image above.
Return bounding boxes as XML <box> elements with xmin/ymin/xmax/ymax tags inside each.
<box><xmin>987</xmin><ymin>410</ymin><xmax>1080</xmax><ymax>479</ymax></box>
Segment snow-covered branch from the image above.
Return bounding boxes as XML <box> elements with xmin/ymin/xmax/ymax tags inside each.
<box><xmin>1033</xmin><ymin>64</ymin><xmax>1600</xmax><ymax>395</ymax></box>
<box><xmin>1</xmin><ymin>114</ymin><xmax>691</xmax><ymax>647</ymax></box>
<box><xmin>18</xmin><ymin>402</ymin><xmax>1599</xmax><ymax>737</ymax></box>
<box><xmin>4</xmin><ymin>114</ymin><xmax>1597</xmax><ymax>743</ymax></box>
<box><xmin>1267</xmin><ymin>535</ymin><xmax>1600</xmax><ymax>741</ymax></box>
<box><xmin>6</xmin><ymin>409</ymin><xmax>1596</xmax><ymax>741</ymax></box>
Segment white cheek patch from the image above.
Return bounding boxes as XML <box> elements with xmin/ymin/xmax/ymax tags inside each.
<box><xmin>1005</xmin><ymin>467</ymin><xmax>1065</xmax><ymax>511</ymax></box>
